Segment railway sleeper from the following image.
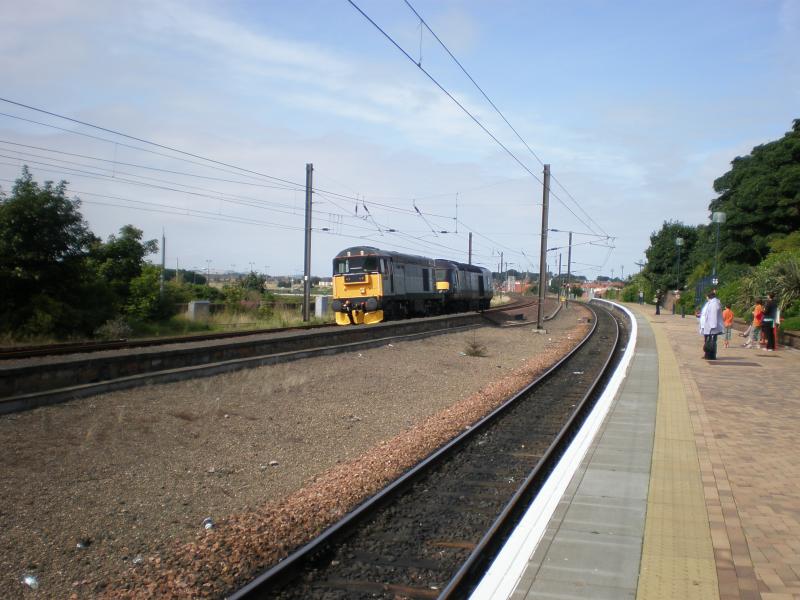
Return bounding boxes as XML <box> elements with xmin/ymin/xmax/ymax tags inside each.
<box><xmin>314</xmin><ymin>579</ymin><xmax>441</xmax><ymax>599</ymax></box>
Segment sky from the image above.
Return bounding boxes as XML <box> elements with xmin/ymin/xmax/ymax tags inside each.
<box><xmin>1</xmin><ymin>0</ymin><xmax>798</xmax><ymax>280</ymax></box>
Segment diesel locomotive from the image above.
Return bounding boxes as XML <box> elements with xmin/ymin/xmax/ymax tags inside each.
<box><xmin>331</xmin><ymin>246</ymin><xmax>493</xmax><ymax>325</ymax></box>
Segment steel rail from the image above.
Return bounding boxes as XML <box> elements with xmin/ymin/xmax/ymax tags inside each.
<box><xmin>438</xmin><ymin>302</ymin><xmax>621</xmax><ymax>598</ymax></box>
<box><xmin>0</xmin><ymin>323</ymin><xmax>334</xmax><ymax>360</ymax></box>
<box><xmin>227</xmin><ymin>302</ymin><xmax>609</xmax><ymax>599</ymax></box>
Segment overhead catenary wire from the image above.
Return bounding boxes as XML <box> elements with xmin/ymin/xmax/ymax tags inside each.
<box><xmin>0</xmin><ymin>140</ymin><xmax>466</xmax><ymax>232</ymax></box>
<box><xmin>0</xmin><ymin>98</ymin><xmax>309</xmax><ymax>190</ymax></box>
<box><xmin>0</xmin><ymin>139</ymin><xmax>302</xmax><ymax>192</ymax></box>
<box><xmin>0</xmin><ymin>99</ymin><xmax>604</xmax><ymax>274</ymax></box>
<box><xmin>345</xmin><ymin>0</ymin><xmax>545</xmax><ymax>187</ymax></box>
<box><xmin>1</xmin><ymin>101</ymin><xmax>557</xmax><ymax>246</ymax></box>
<box><xmin>0</xmin><ymin>110</ymin><xmax>470</xmax><ymax>224</ymax></box>
<box><xmin>399</xmin><ymin>0</ymin><xmax>608</xmax><ymax>237</ymax></box>
<box><xmin>1</xmin><ymin>154</ymin><xmax>530</xmax><ymax>270</ymax></box>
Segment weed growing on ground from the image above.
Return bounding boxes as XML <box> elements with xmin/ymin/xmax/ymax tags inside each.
<box><xmin>463</xmin><ymin>335</ymin><xmax>488</xmax><ymax>357</ymax></box>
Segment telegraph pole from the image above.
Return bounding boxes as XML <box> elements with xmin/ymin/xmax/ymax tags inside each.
<box><xmin>537</xmin><ymin>165</ymin><xmax>550</xmax><ymax>329</ymax></box>
<box><xmin>160</xmin><ymin>228</ymin><xmax>165</xmax><ymax>299</ymax></box>
<box><xmin>500</xmin><ymin>251</ymin><xmax>504</xmax><ymax>290</ymax></box>
<box><xmin>468</xmin><ymin>232</ymin><xmax>472</xmax><ymax>265</ymax></box>
<box><xmin>565</xmin><ymin>231</ymin><xmax>572</xmax><ymax>307</ymax></box>
<box><xmin>302</xmin><ymin>163</ymin><xmax>313</xmax><ymax>321</ymax></box>
<box><xmin>557</xmin><ymin>253</ymin><xmax>562</xmax><ymax>299</ymax></box>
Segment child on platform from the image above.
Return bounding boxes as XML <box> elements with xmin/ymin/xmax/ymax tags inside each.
<box><xmin>745</xmin><ymin>299</ymin><xmax>764</xmax><ymax>348</ymax></box>
<box><xmin>722</xmin><ymin>304</ymin><xmax>734</xmax><ymax>348</ymax></box>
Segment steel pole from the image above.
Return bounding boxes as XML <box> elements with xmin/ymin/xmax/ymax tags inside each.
<box><xmin>303</xmin><ymin>163</ymin><xmax>313</xmax><ymax>321</ymax></box>
<box><xmin>537</xmin><ymin>165</ymin><xmax>550</xmax><ymax>329</ymax></box>
<box><xmin>159</xmin><ymin>229</ymin><xmax>166</xmax><ymax>298</ymax></box>
<box><xmin>557</xmin><ymin>253</ymin><xmax>562</xmax><ymax>299</ymax></box>
<box><xmin>565</xmin><ymin>231</ymin><xmax>572</xmax><ymax>307</ymax></box>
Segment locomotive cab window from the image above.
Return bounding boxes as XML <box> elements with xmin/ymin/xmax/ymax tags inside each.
<box><xmin>334</xmin><ymin>256</ymin><xmax>382</xmax><ymax>274</ymax></box>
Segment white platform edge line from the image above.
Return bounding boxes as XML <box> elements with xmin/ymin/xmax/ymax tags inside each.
<box><xmin>469</xmin><ymin>300</ymin><xmax>638</xmax><ymax>600</ymax></box>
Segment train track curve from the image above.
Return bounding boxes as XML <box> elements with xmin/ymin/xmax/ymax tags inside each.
<box><xmin>228</xmin><ymin>301</ymin><xmax>627</xmax><ymax>599</ymax></box>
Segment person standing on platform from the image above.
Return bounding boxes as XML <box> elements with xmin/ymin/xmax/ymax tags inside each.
<box><xmin>722</xmin><ymin>304</ymin><xmax>734</xmax><ymax>348</ymax></box>
<box><xmin>699</xmin><ymin>291</ymin><xmax>724</xmax><ymax>360</ymax></box>
<box><xmin>745</xmin><ymin>298</ymin><xmax>764</xmax><ymax>348</ymax></box>
<box><xmin>761</xmin><ymin>292</ymin><xmax>778</xmax><ymax>351</ymax></box>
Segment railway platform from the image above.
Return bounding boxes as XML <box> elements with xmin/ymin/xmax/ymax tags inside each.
<box><xmin>473</xmin><ymin>301</ymin><xmax>800</xmax><ymax>599</ymax></box>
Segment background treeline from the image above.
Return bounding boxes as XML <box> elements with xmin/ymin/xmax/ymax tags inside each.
<box><xmin>0</xmin><ymin>168</ymin><xmax>290</xmax><ymax>341</ymax></box>
<box><xmin>622</xmin><ymin>119</ymin><xmax>800</xmax><ymax>329</ymax></box>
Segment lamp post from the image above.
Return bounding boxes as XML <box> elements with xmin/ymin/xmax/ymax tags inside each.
<box><xmin>675</xmin><ymin>237</ymin><xmax>684</xmax><ymax>291</ymax></box>
<box><xmin>711</xmin><ymin>211</ymin><xmax>726</xmax><ymax>286</ymax></box>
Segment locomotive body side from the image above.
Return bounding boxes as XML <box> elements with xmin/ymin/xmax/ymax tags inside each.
<box><xmin>331</xmin><ymin>246</ymin><xmax>441</xmax><ymax>325</ymax></box>
<box><xmin>331</xmin><ymin>247</ymin><xmax>493</xmax><ymax>325</ymax></box>
<box><xmin>440</xmin><ymin>261</ymin><xmax>493</xmax><ymax>311</ymax></box>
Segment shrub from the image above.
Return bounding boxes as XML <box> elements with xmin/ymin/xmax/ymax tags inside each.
<box><xmin>94</xmin><ymin>317</ymin><xmax>133</xmax><ymax>340</ymax></box>
<box><xmin>463</xmin><ymin>336</ymin><xmax>487</xmax><ymax>357</ymax></box>
<box><xmin>780</xmin><ymin>316</ymin><xmax>800</xmax><ymax>331</ymax></box>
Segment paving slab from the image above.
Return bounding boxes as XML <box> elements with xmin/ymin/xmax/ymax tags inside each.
<box><xmin>635</xmin><ymin>305</ymin><xmax>800</xmax><ymax>600</ymax></box>
<box><xmin>492</xmin><ymin>303</ymin><xmax>800</xmax><ymax>600</ymax></box>
<box><xmin>510</xmin><ymin>308</ymin><xmax>658</xmax><ymax>600</ymax></box>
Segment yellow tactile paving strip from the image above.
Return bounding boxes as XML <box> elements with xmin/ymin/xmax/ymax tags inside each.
<box><xmin>635</xmin><ymin>305</ymin><xmax>719</xmax><ymax>600</ymax></box>
<box><xmin>631</xmin><ymin>304</ymin><xmax>800</xmax><ymax>600</ymax></box>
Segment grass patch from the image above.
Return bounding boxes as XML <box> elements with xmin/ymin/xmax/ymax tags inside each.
<box><xmin>463</xmin><ymin>335</ymin><xmax>488</xmax><ymax>357</ymax></box>
<box><xmin>127</xmin><ymin>308</ymin><xmax>334</xmax><ymax>339</ymax></box>
<box><xmin>490</xmin><ymin>294</ymin><xmax>512</xmax><ymax>307</ymax></box>
<box><xmin>167</xmin><ymin>410</ymin><xmax>200</xmax><ymax>422</ymax></box>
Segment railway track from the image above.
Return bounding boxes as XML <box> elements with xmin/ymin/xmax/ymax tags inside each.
<box><xmin>0</xmin><ymin>297</ymin><xmax>545</xmax><ymax>414</ymax></box>
<box><xmin>0</xmin><ymin>322</ymin><xmax>335</xmax><ymax>360</ymax></box>
<box><xmin>229</xmin><ymin>301</ymin><xmax>627</xmax><ymax>599</ymax></box>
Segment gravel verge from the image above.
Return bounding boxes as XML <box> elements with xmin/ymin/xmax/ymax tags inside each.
<box><xmin>1</xmin><ymin>303</ymin><xmax>589</xmax><ymax>599</ymax></box>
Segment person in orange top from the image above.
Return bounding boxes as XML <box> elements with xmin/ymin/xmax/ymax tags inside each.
<box><xmin>744</xmin><ymin>299</ymin><xmax>764</xmax><ymax>348</ymax></box>
<box><xmin>722</xmin><ymin>304</ymin><xmax>735</xmax><ymax>348</ymax></box>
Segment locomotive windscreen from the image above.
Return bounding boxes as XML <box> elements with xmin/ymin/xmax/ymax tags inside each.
<box><xmin>334</xmin><ymin>256</ymin><xmax>380</xmax><ymax>274</ymax></box>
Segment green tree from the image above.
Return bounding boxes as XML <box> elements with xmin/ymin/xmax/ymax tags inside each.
<box><xmin>643</xmin><ymin>221</ymin><xmax>700</xmax><ymax>293</ymax></box>
<box><xmin>738</xmin><ymin>249</ymin><xmax>800</xmax><ymax>314</ymax></box>
<box><xmin>222</xmin><ymin>284</ymin><xmax>246</xmax><ymax>312</ymax></box>
<box><xmin>240</xmin><ymin>271</ymin><xmax>266</xmax><ymax>292</ymax></box>
<box><xmin>126</xmin><ymin>264</ymin><xmax>184</xmax><ymax>320</ymax></box>
<box><xmin>710</xmin><ymin>119</ymin><xmax>800</xmax><ymax>265</ymax></box>
<box><xmin>90</xmin><ymin>225</ymin><xmax>158</xmax><ymax>310</ymax></box>
<box><xmin>0</xmin><ymin>167</ymin><xmax>111</xmax><ymax>336</ymax></box>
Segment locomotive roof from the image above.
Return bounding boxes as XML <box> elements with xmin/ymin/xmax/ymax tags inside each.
<box><xmin>334</xmin><ymin>246</ymin><xmax>434</xmax><ymax>266</ymax></box>
<box><xmin>434</xmin><ymin>258</ymin><xmax>488</xmax><ymax>274</ymax></box>
<box><xmin>335</xmin><ymin>247</ymin><xmax>490</xmax><ymax>273</ymax></box>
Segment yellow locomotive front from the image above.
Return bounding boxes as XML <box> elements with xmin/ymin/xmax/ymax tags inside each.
<box><xmin>331</xmin><ymin>249</ymin><xmax>385</xmax><ymax>325</ymax></box>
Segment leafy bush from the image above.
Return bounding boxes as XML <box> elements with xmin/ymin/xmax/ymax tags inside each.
<box><xmin>780</xmin><ymin>316</ymin><xmax>800</xmax><ymax>331</ymax></box>
<box><xmin>622</xmin><ymin>274</ymin><xmax>655</xmax><ymax>304</ymax></box>
<box><xmin>94</xmin><ymin>317</ymin><xmax>133</xmax><ymax>340</ymax></box>
<box><xmin>126</xmin><ymin>264</ymin><xmax>184</xmax><ymax>320</ymax></box>
<box><xmin>738</xmin><ymin>250</ymin><xmax>800</xmax><ymax>313</ymax></box>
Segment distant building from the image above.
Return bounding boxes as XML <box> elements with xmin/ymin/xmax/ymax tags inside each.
<box><xmin>589</xmin><ymin>281</ymin><xmax>624</xmax><ymax>298</ymax></box>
